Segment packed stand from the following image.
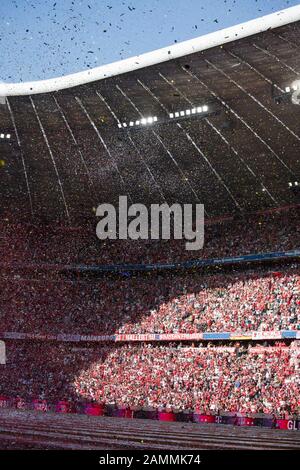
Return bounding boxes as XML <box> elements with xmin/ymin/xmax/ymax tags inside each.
<box><xmin>0</xmin><ymin>342</ymin><xmax>299</xmax><ymax>416</ymax></box>
<box><xmin>0</xmin><ymin>207</ymin><xmax>299</xmax><ymax>266</ymax></box>
<box><xmin>0</xmin><ymin>267</ymin><xmax>299</xmax><ymax>335</ymax></box>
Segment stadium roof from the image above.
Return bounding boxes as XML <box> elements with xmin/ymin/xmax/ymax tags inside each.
<box><xmin>1</xmin><ymin>5</ymin><xmax>300</xmax><ymax>224</ymax></box>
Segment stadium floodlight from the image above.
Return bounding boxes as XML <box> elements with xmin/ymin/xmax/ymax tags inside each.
<box><xmin>0</xmin><ymin>134</ymin><xmax>4</xmax><ymax>138</ymax></box>
<box><xmin>118</xmin><ymin>104</ymin><xmax>211</xmax><ymax>128</ymax></box>
<box><xmin>284</xmin><ymin>84</ymin><xmax>298</xmax><ymax>92</ymax></box>
<box><xmin>6</xmin><ymin>134</ymin><xmax>11</xmax><ymax>139</ymax></box>
<box><xmin>167</xmin><ymin>104</ymin><xmax>210</xmax><ymax>122</ymax></box>
<box><xmin>295</xmin><ymin>182</ymin><xmax>299</xmax><ymax>186</ymax></box>
<box><xmin>284</xmin><ymin>83</ymin><xmax>300</xmax><ymax>93</ymax></box>
<box><xmin>117</xmin><ymin>116</ymin><xmax>158</xmax><ymax>128</ymax></box>
<box><xmin>288</xmin><ymin>182</ymin><xmax>293</xmax><ymax>187</ymax></box>
<box><xmin>277</xmin><ymin>82</ymin><xmax>300</xmax><ymax>105</ymax></box>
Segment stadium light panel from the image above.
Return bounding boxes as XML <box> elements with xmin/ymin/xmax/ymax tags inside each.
<box><xmin>169</xmin><ymin>105</ymin><xmax>209</xmax><ymax>120</ymax></box>
<box><xmin>276</xmin><ymin>84</ymin><xmax>300</xmax><ymax>105</ymax></box>
<box><xmin>117</xmin><ymin>104</ymin><xmax>209</xmax><ymax>129</ymax></box>
<box><xmin>285</xmin><ymin>85</ymin><xmax>298</xmax><ymax>92</ymax></box>
<box><xmin>0</xmin><ymin>134</ymin><xmax>4</xmax><ymax>138</ymax></box>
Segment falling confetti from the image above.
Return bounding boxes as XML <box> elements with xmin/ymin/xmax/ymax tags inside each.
<box><xmin>0</xmin><ymin>1</ymin><xmax>296</xmax><ymax>82</ymax></box>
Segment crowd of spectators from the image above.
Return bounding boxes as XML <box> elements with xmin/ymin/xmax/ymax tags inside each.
<box><xmin>1</xmin><ymin>267</ymin><xmax>299</xmax><ymax>335</ymax></box>
<box><xmin>0</xmin><ymin>342</ymin><xmax>299</xmax><ymax>416</ymax></box>
<box><xmin>0</xmin><ymin>207</ymin><xmax>299</xmax><ymax>419</ymax></box>
<box><xmin>0</xmin><ymin>207</ymin><xmax>299</xmax><ymax>266</ymax></box>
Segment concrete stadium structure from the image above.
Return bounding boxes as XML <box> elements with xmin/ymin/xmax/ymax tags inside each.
<box><xmin>0</xmin><ymin>409</ymin><xmax>300</xmax><ymax>450</ymax></box>
<box><xmin>1</xmin><ymin>7</ymin><xmax>300</xmax><ymax>451</ymax></box>
<box><xmin>0</xmin><ymin>6</ymin><xmax>300</xmax><ymax>224</ymax></box>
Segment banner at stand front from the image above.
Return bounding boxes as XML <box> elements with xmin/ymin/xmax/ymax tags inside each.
<box><xmin>0</xmin><ymin>330</ymin><xmax>299</xmax><ymax>343</ymax></box>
